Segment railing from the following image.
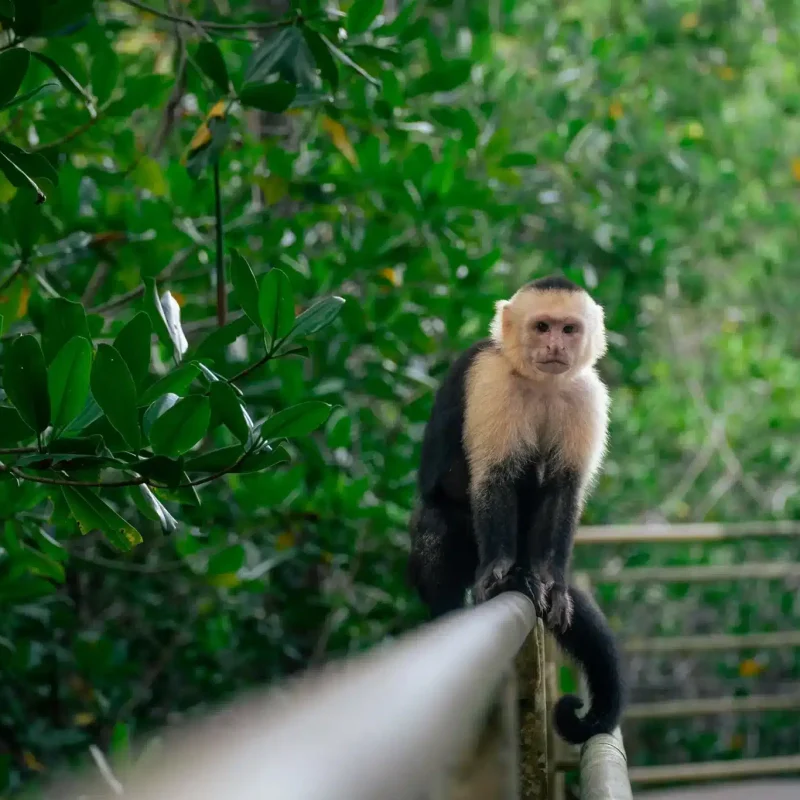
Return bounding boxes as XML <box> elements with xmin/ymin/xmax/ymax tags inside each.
<box><xmin>55</xmin><ymin>591</ymin><xmax>632</xmax><ymax>800</ymax></box>
<box><xmin>568</xmin><ymin>519</ymin><xmax>800</xmax><ymax>790</ymax></box>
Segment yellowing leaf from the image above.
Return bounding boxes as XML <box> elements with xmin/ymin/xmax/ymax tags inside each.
<box><xmin>322</xmin><ymin>116</ymin><xmax>358</xmax><ymax>168</ymax></box>
<box><xmin>255</xmin><ymin>175</ymin><xmax>288</xmax><ymax>205</ymax></box>
<box><xmin>791</xmin><ymin>157</ymin><xmax>800</xmax><ymax>182</ymax></box>
<box><xmin>680</xmin><ymin>12</ymin><xmax>699</xmax><ymax>30</ymax></box>
<box><xmin>380</xmin><ymin>267</ymin><xmax>401</xmax><ymax>286</ymax></box>
<box><xmin>171</xmin><ymin>291</ymin><xmax>185</xmax><ymax>307</ymax></box>
<box><xmin>738</xmin><ymin>658</ymin><xmax>764</xmax><ymax>677</ymax></box>
<box><xmin>23</xmin><ymin>751</ymin><xmax>45</xmax><ymax>772</ymax></box>
<box><xmin>73</xmin><ymin>712</ymin><xmax>96</xmax><ymax>727</ymax></box>
<box><xmin>208</xmin><ymin>572</ymin><xmax>241</xmax><ymax>588</ymax></box>
<box><xmin>134</xmin><ymin>156</ymin><xmax>168</xmax><ymax>197</ymax></box>
<box><xmin>608</xmin><ymin>100</ymin><xmax>623</xmax><ymax>120</ymax></box>
<box><xmin>718</xmin><ymin>66</ymin><xmax>735</xmax><ymax>81</ymax></box>
<box><xmin>686</xmin><ymin>121</ymin><xmax>704</xmax><ymax>139</ymax></box>
<box><xmin>17</xmin><ymin>278</ymin><xmax>30</xmax><ymax>319</ymax></box>
<box><xmin>275</xmin><ymin>531</ymin><xmax>295</xmax><ymax>550</ymax></box>
<box><xmin>185</xmin><ymin>100</ymin><xmax>227</xmax><ymax>160</ymax></box>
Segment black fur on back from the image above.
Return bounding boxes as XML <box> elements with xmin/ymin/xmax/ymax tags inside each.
<box><xmin>522</xmin><ymin>275</ymin><xmax>582</xmax><ymax>293</ymax></box>
<box><xmin>550</xmin><ymin>585</ymin><xmax>626</xmax><ymax>744</ymax></box>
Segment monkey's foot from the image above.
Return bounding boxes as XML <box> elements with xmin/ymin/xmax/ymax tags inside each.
<box><xmin>545</xmin><ymin>583</ymin><xmax>574</xmax><ymax>632</ymax></box>
<box><xmin>518</xmin><ymin>571</ymin><xmax>549</xmax><ymax>616</ymax></box>
<box><xmin>473</xmin><ymin>556</ymin><xmax>515</xmax><ymax>603</ymax></box>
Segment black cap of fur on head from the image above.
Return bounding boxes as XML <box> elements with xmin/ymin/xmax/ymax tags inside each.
<box><xmin>522</xmin><ymin>275</ymin><xmax>583</xmax><ymax>293</ymax></box>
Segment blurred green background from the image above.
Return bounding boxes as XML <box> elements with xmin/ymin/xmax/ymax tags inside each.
<box><xmin>1</xmin><ymin>0</ymin><xmax>800</xmax><ymax>794</ymax></box>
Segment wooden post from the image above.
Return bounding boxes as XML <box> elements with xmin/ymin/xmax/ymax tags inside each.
<box><xmin>516</xmin><ymin>617</ymin><xmax>549</xmax><ymax>799</ymax></box>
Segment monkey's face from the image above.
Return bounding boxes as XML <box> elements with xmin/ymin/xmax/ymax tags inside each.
<box><xmin>523</xmin><ymin>314</ymin><xmax>585</xmax><ymax>375</ymax></box>
<box><xmin>494</xmin><ymin>287</ymin><xmax>607</xmax><ymax>379</ymax></box>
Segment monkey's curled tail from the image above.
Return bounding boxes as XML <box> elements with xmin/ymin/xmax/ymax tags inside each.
<box><xmin>550</xmin><ymin>584</ymin><xmax>625</xmax><ymax>745</ymax></box>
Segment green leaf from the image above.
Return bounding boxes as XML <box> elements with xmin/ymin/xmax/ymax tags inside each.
<box><xmin>42</xmin><ymin>297</ymin><xmax>91</xmax><ymax>364</ymax></box>
<box><xmin>61</xmin><ymin>486</ymin><xmax>143</xmax><ymax>551</ymax></box>
<box><xmin>61</xmin><ymin>396</ymin><xmax>103</xmax><ymax>437</ymax></box>
<box><xmin>0</xmin><ymin>0</ymin><xmax>15</xmax><ymax>18</ymax></box>
<box><xmin>149</xmin><ymin>396</ymin><xmax>211</xmax><ymax>457</ymax></box>
<box><xmin>139</xmin><ymin>364</ymin><xmax>200</xmax><ymax>407</ymax></box>
<box><xmin>47</xmin><ymin>336</ymin><xmax>93</xmax><ymax>433</ymax></box>
<box><xmin>31</xmin><ymin>51</ymin><xmax>96</xmax><ymax>117</ymax></box>
<box><xmin>113</xmin><ymin>312</ymin><xmax>152</xmax><ymax>388</ymax></box>
<box><xmin>185</xmin><ymin>443</ymin><xmax>287</xmax><ymax>473</ymax></box>
<box><xmin>258</xmin><ymin>268</ymin><xmax>294</xmax><ymax>343</ymax></box>
<box><xmin>319</xmin><ymin>34</ymin><xmax>380</xmax><ymax>86</ymax></box>
<box><xmin>134</xmin><ymin>454</ymin><xmax>183</xmax><ymax>488</ymax></box>
<box><xmin>276</xmin><ymin>295</ymin><xmax>345</xmax><ymax>353</ymax></box>
<box><xmin>239</xmin><ymin>81</ymin><xmax>296</xmax><ymax>113</ymax></box>
<box><xmin>243</xmin><ymin>26</ymin><xmax>303</xmax><ymax>84</ymax></box>
<box><xmin>3</xmin><ymin>335</ymin><xmax>50</xmax><ymax>434</ymax></box>
<box><xmin>500</xmin><ymin>152</ymin><xmax>538</xmax><ymax>168</ymax></box>
<box><xmin>260</xmin><ymin>401</ymin><xmax>333</xmax><ymax>440</ymax></box>
<box><xmin>143</xmin><ymin>392</ymin><xmax>180</xmax><ymax>438</ymax></box>
<box><xmin>139</xmin><ymin>484</ymin><xmax>178</xmax><ymax>533</ymax></box>
<box><xmin>302</xmin><ymin>29</ymin><xmax>339</xmax><ymax>91</ymax></box>
<box><xmin>0</xmin><ymin>141</ymin><xmax>55</xmax><ymax>204</ymax></box>
<box><xmin>143</xmin><ymin>277</ymin><xmax>173</xmax><ymax>352</ymax></box>
<box><xmin>195</xmin><ymin>315</ymin><xmax>251</xmax><ymax>359</ymax></box>
<box><xmin>12</xmin><ymin>547</ymin><xmax>65</xmax><ymax>583</ymax></box>
<box><xmin>207</xmin><ymin>545</ymin><xmax>245</xmax><ymax>575</ymax></box>
<box><xmin>0</xmin><ymin>81</ymin><xmax>59</xmax><ymax>113</ymax></box>
<box><xmin>195</xmin><ymin>41</ymin><xmax>230</xmax><ymax>95</ymax></box>
<box><xmin>90</xmin><ymin>344</ymin><xmax>141</xmax><ymax>451</ymax></box>
<box><xmin>0</xmin><ymin>48</ymin><xmax>30</xmax><ymax>109</ymax></box>
<box><xmin>90</xmin><ymin>38</ymin><xmax>119</xmax><ymax>106</ymax></box>
<box><xmin>0</xmin><ymin>405</ymin><xmax>34</xmax><ymax>446</ymax></box>
<box><xmin>408</xmin><ymin>59</ymin><xmax>472</xmax><ymax>96</ymax></box>
<box><xmin>347</xmin><ymin>0</ymin><xmax>383</xmax><ymax>34</ymax></box>
<box><xmin>209</xmin><ymin>382</ymin><xmax>253</xmax><ymax>443</ymax></box>
<box><xmin>229</xmin><ymin>249</ymin><xmax>261</xmax><ymax>328</ymax></box>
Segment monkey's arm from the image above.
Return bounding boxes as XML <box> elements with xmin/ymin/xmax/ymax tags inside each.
<box><xmin>530</xmin><ymin>469</ymin><xmax>581</xmax><ymax>630</ymax></box>
<box><xmin>471</xmin><ymin>471</ymin><xmax>518</xmax><ymax>601</ymax></box>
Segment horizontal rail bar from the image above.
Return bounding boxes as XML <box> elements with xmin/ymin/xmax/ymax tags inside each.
<box><xmin>586</xmin><ymin>562</ymin><xmax>800</xmax><ymax>585</ymax></box>
<box><xmin>579</xmin><ymin>729</ymin><xmax>632</xmax><ymax>800</ymax></box>
<box><xmin>576</xmin><ymin>520</ymin><xmax>800</xmax><ymax>545</ymax></box>
<box><xmin>628</xmin><ymin>754</ymin><xmax>800</xmax><ymax>785</ymax></box>
<box><xmin>626</xmin><ymin>692</ymin><xmax>800</xmax><ymax>720</ymax></box>
<box><xmin>623</xmin><ymin>630</ymin><xmax>800</xmax><ymax>654</ymax></box>
<box><xmin>63</xmin><ymin>592</ymin><xmax>538</xmax><ymax>800</ymax></box>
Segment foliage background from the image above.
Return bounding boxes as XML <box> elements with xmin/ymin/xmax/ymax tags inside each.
<box><xmin>2</xmin><ymin>0</ymin><xmax>800</xmax><ymax>794</ymax></box>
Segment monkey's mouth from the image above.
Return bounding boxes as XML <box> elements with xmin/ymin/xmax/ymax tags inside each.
<box><xmin>536</xmin><ymin>359</ymin><xmax>569</xmax><ymax>374</ymax></box>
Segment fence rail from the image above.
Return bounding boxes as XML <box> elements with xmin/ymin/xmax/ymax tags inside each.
<box><xmin>51</xmin><ymin>591</ymin><xmax>630</xmax><ymax>800</ymax></box>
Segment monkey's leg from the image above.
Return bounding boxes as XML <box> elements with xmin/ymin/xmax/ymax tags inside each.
<box><xmin>531</xmin><ymin>471</ymin><xmax>581</xmax><ymax>632</ymax></box>
<box><xmin>408</xmin><ymin>503</ymin><xmax>477</xmax><ymax>618</ymax></box>
<box><xmin>471</xmin><ymin>470</ymin><xmax>519</xmax><ymax>603</ymax></box>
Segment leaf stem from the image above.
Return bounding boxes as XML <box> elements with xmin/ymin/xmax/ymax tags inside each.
<box><xmin>117</xmin><ymin>0</ymin><xmax>298</xmax><ymax>31</ymax></box>
<box><xmin>213</xmin><ymin>160</ymin><xmax>227</xmax><ymax>327</ymax></box>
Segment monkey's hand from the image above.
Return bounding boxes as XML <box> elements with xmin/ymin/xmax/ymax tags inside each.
<box><xmin>545</xmin><ymin>583</ymin><xmax>574</xmax><ymax>633</ymax></box>
<box><xmin>473</xmin><ymin>556</ymin><xmax>515</xmax><ymax>603</ymax></box>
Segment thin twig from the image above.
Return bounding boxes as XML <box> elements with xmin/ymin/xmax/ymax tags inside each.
<box><xmin>213</xmin><ymin>161</ymin><xmax>227</xmax><ymax>326</ymax></box>
<box><xmin>88</xmin><ymin>745</ymin><xmax>124</xmax><ymax>796</ymax></box>
<box><xmin>118</xmin><ymin>0</ymin><xmax>295</xmax><ymax>31</ymax></box>
<box><xmin>1</xmin><ymin>465</ymin><xmax>147</xmax><ymax>488</ymax></box>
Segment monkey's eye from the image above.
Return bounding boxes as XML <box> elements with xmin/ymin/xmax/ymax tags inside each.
<box><xmin>535</xmin><ymin>321</ymin><xmax>549</xmax><ymax>333</ymax></box>
<box><xmin>563</xmin><ymin>324</ymin><xmax>576</xmax><ymax>334</ymax></box>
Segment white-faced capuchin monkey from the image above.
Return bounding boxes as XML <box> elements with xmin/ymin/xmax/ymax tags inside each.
<box><xmin>407</xmin><ymin>275</ymin><xmax>624</xmax><ymax>745</ymax></box>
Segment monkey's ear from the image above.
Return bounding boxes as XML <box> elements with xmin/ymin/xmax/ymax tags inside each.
<box><xmin>490</xmin><ymin>299</ymin><xmax>509</xmax><ymax>342</ymax></box>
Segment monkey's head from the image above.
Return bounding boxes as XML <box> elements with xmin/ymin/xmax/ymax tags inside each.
<box><xmin>490</xmin><ymin>276</ymin><xmax>607</xmax><ymax>380</ymax></box>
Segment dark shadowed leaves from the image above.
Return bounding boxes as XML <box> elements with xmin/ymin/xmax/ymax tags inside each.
<box><xmin>3</xmin><ymin>335</ymin><xmax>50</xmax><ymax>434</ymax></box>
<box><xmin>113</xmin><ymin>312</ymin><xmax>152</xmax><ymax>389</ymax></box>
<box><xmin>239</xmin><ymin>81</ymin><xmax>296</xmax><ymax>113</ymax></box>
<box><xmin>31</xmin><ymin>52</ymin><xmax>96</xmax><ymax>117</ymax></box>
<box><xmin>139</xmin><ymin>484</ymin><xmax>178</xmax><ymax>533</ymax></box>
<box><xmin>91</xmin><ymin>344</ymin><xmax>141</xmax><ymax>451</ymax></box>
<box><xmin>149</xmin><ymin>396</ymin><xmax>211</xmax><ymax>457</ymax></box>
<box><xmin>139</xmin><ymin>364</ymin><xmax>200</xmax><ymax>407</ymax></box>
<box><xmin>195</xmin><ymin>41</ymin><xmax>230</xmax><ymax>95</ymax></box>
<box><xmin>228</xmin><ymin>249</ymin><xmax>261</xmax><ymax>328</ymax></box>
<box><xmin>185</xmin><ymin>443</ymin><xmax>287</xmax><ymax>473</ymax></box>
<box><xmin>0</xmin><ymin>47</ymin><xmax>30</xmax><ymax>108</ymax></box>
<box><xmin>42</xmin><ymin>298</ymin><xmax>91</xmax><ymax>364</ymax></box>
<box><xmin>209</xmin><ymin>382</ymin><xmax>253</xmax><ymax>443</ymax></box>
<box><xmin>347</xmin><ymin>0</ymin><xmax>383</xmax><ymax>34</ymax></box>
<box><xmin>258</xmin><ymin>268</ymin><xmax>294</xmax><ymax>343</ymax></box>
<box><xmin>0</xmin><ymin>405</ymin><xmax>34</xmax><ymax>446</ymax></box>
<box><xmin>47</xmin><ymin>336</ymin><xmax>93</xmax><ymax>433</ymax></box>
<box><xmin>260</xmin><ymin>401</ymin><xmax>332</xmax><ymax>440</ymax></box>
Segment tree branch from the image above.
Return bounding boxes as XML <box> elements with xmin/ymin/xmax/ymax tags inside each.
<box><xmin>117</xmin><ymin>0</ymin><xmax>297</xmax><ymax>31</ymax></box>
